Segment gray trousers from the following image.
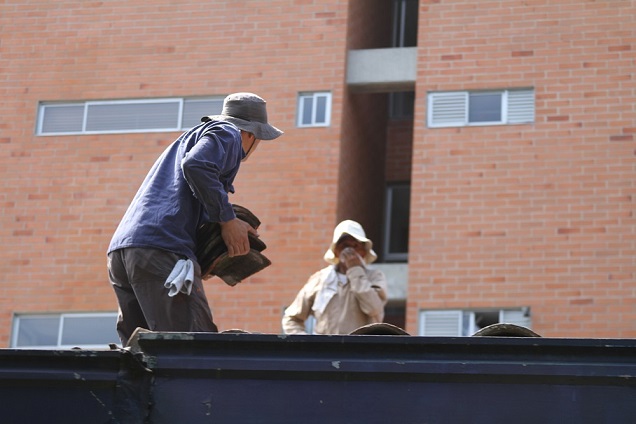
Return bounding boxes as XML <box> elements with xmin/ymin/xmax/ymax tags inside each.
<box><xmin>108</xmin><ymin>247</ymin><xmax>218</xmax><ymax>346</ymax></box>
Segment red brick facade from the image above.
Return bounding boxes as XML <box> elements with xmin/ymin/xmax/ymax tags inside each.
<box><xmin>410</xmin><ymin>0</ymin><xmax>635</xmax><ymax>337</ymax></box>
<box><xmin>0</xmin><ymin>0</ymin><xmax>634</xmax><ymax>347</ymax></box>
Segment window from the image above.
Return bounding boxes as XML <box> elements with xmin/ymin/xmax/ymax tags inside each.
<box><xmin>389</xmin><ymin>91</ymin><xmax>415</xmax><ymax>120</ymax></box>
<box><xmin>297</xmin><ymin>92</ymin><xmax>331</xmax><ymax>127</ymax></box>
<box><xmin>181</xmin><ymin>98</ymin><xmax>224</xmax><ymax>129</ymax></box>
<box><xmin>383</xmin><ymin>183</ymin><xmax>410</xmax><ymax>262</ymax></box>
<box><xmin>37</xmin><ymin>97</ymin><xmax>224</xmax><ymax>135</ymax></box>
<box><xmin>427</xmin><ymin>89</ymin><xmax>534</xmax><ymax>128</ymax></box>
<box><xmin>392</xmin><ymin>0</ymin><xmax>419</xmax><ymax>47</ymax></box>
<box><xmin>418</xmin><ymin>308</ymin><xmax>532</xmax><ymax>336</ymax></box>
<box><xmin>11</xmin><ymin>313</ymin><xmax>119</xmax><ymax>349</ymax></box>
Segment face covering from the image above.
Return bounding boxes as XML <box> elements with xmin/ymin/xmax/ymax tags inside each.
<box><xmin>241</xmin><ymin>137</ymin><xmax>260</xmax><ymax>162</ymax></box>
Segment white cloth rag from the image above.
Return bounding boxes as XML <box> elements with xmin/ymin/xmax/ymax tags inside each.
<box><xmin>164</xmin><ymin>259</ymin><xmax>195</xmax><ymax>297</ymax></box>
<box><xmin>312</xmin><ymin>266</ymin><xmax>348</xmax><ymax>315</ymax></box>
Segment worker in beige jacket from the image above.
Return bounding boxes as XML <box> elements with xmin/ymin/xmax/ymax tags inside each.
<box><xmin>282</xmin><ymin>220</ymin><xmax>388</xmax><ymax>335</ymax></box>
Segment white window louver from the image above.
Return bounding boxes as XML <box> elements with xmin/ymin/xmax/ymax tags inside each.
<box><xmin>182</xmin><ymin>98</ymin><xmax>224</xmax><ymax>129</ymax></box>
<box><xmin>419</xmin><ymin>310</ymin><xmax>462</xmax><ymax>336</ymax></box>
<box><xmin>40</xmin><ymin>104</ymin><xmax>84</xmax><ymax>134</ymax></box>
<box><xmin>428</xmin><ymin>92</ymin><xmax>468</xmax><ymax>128</ymax></box>
<box><xmin>506</xmin><ymin>89</ymin><xmax>535</xmax><ymax>124</ymax></box>
<box><xmin>85</xmin><ymin>100</ymin><xmax>181</xmax><ymax>132</ymax></box>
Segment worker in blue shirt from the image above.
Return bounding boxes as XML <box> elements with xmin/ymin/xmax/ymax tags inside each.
<box><xmin>107</xmin><ymin>92</ymin><xmax>283</xmax><ymax>346</ymax></box>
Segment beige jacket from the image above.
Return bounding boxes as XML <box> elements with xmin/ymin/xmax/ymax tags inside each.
<box><xmin>282</xmin><ymin>265</ymin><xmax>388</xmax><ymax>335</ymax></box>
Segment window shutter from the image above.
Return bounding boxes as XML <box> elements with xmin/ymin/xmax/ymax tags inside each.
<box><xmin>428</xmin><ymin>92</ymin><xmax>468</xmax><ymax>128</ymax></box>
<box><xmin>39</xmin><ymin>104</ymin><xmax>85</xmax><ymax>134</ymax></box>
<box><xmin>182</xmin><ymin>98</ymin><xmax>224</xmax><ymax>129</ymax></box>
<box><xmin>499</xmin><ymin>309</ymin><xmax>532</xmax><ymax>328</ymax></box>
<box><xmin>85</xmin><ymin>100</ymin><xmax>181</xmax><ymax>132</ymax></box>
<box><xmin>419</xmin><ymin>310</ymin><xmax>462</xmax><ymax>336</ymax></box>
<box><xmin>506</xmin><ymin>89</ymin><xmax>534</xmax><ymax>124</ymax></box>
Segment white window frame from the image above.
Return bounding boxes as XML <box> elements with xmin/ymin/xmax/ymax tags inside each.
<box><xmin>37</xmin><ymin>96</ymin><xmax>224</xmax><ymax>136</ymax></box>
<box><xmin>418</xmin><ymin>307</ymin><xmax>532</xmax><ymax>337</ymax></box>
<box><xmin>297</xmin><ymin>92</ymin><xmax>331</xmax><ymax>127</ymax></box>
<box><xmin>427</xmin><ymin>88</ymin><xmax>534</xmax><ymax>128</ymax></box>
<box><xmin>11</xmin><ymin>312</ymin><xmax>119</xmax><ymax>349</ymax></box>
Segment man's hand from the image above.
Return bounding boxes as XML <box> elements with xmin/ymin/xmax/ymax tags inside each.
<box><xmin>220</xmin><ymin>218</ymin><xmax>258</xmax><ymax>257</ymax></box>
<box><xmin>338</xmin><ymin>247</ymin><xmax>365</xmax><ymax>272</ymax></box>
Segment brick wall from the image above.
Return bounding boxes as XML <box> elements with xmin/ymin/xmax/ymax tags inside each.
<box><xmin>0</xmin><ymin>0</ymin><xmax>349</xmax><ymax>345</ymax></box>
<box><xmin>410</xmin><ymin>0</ymin><xmax>635</xmax><ymax>337</ymax></box>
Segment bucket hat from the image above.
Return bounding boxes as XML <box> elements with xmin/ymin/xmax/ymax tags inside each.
<box><xmin>202</xmin><ymin>92</ymin><xmax>283</xmax><ymax>140</ymax></box>
<box><xmin>323</xmin><ymin>220</ymin><xmax>377</xmax><ymax>265</ymax></box>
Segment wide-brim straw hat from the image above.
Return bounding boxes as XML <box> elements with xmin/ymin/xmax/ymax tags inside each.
<box><xmin>323</xmin><ymin>219</ymin><xmax>377</xmax><ymax>265</ymax></box>
<box><xmin>202</xmin><ymin>92</ymin><xmax>283</xmax><ymax>140</ymax></box>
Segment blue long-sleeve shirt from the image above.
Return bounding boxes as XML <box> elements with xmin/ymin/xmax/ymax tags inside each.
<box><xmin>108</xmin><ymin>120</ymin><xmax>245</xmax><ymax>261</ymax></box>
